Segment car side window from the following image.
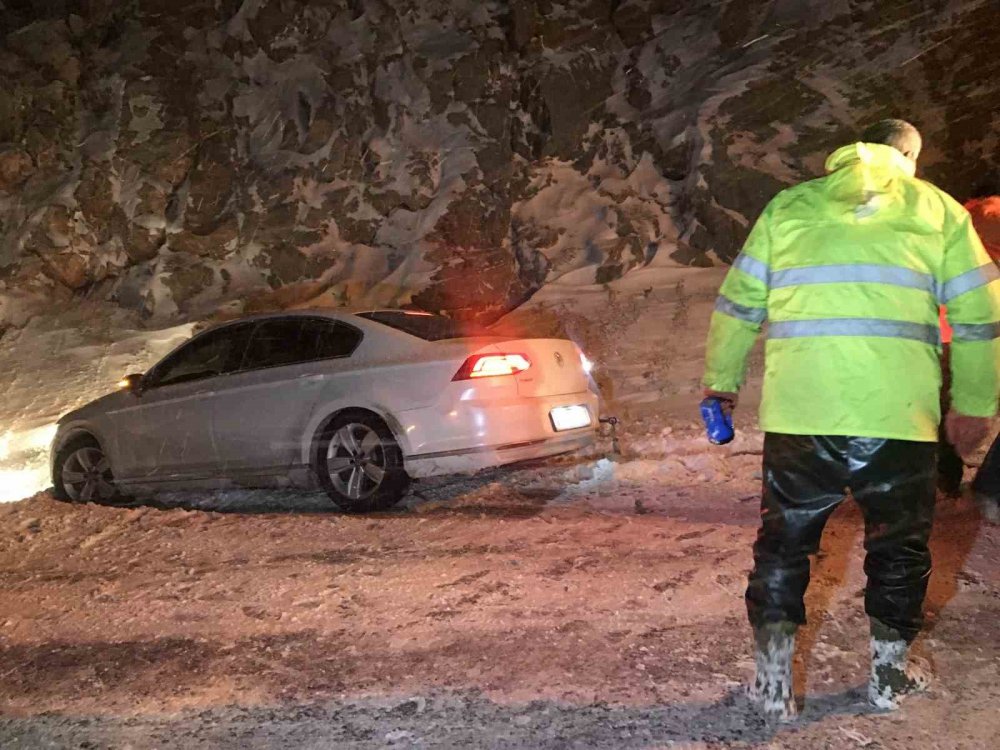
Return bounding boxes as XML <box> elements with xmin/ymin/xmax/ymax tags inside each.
<box><xmin>148</xmin><ymin>323</ymin><xmax>254</xmax><ymax>388</ymax></box>
<box><xmin>240</xmin><ymin>318</ymin><xmax>362</xmax><ymax>371</ymax></box>
<box><xmin>241</xmin><ymin>319</ymin><xmax>308</xmax><ymax>371</ymax></box>
<box><xmin>306</xmin><ymin>318</ymin><xmax>363</xmax><ymax>359</ymax></box>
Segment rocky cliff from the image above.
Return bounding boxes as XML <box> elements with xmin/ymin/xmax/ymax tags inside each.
<box><xmin>1</xmin><ymin>0</ymin><xmax>997</xmax><ymax>329</ymax></box>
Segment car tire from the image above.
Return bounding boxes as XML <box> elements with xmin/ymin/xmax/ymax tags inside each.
<box><xmin>53</xmin><ymin>435</ymin><xmax>123</xmax><ymax>504</ymax></box>
<box><xmin>315</xmin><ymin>411</ymin><xmax>409</xmax><ymax>513</ymax></box>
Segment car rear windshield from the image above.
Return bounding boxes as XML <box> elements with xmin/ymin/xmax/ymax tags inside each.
<box><xmin>357</xmin><ymin>311</ymin><xmax>487</xmax><ymax>341</ymax></box>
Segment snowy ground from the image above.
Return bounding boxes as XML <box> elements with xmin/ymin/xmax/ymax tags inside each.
<box><xmin>1</xmin><ymin>266</ymin><xmax>999</xmax><ymax>747</ymax></box>
<box><xmin>0</xmin><ymin>427</ymin><xmax>998</xmax><ymax>748</ymax></box>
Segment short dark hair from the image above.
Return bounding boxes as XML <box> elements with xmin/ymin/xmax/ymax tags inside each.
<box><xmin>860</xmin><ymin>119</ymin><xmax>922</xmax><ymax>159</ymax></box>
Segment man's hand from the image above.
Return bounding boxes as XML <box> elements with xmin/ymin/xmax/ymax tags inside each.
<box><xmin>945</xmin><ymin>410</ymin><xmax>991</xmax><ymax>459</ymax></box>
<box><xmin>703</xmin><ymin>388</ymin><xmax>738</xmax><ymax>416</ymax></box>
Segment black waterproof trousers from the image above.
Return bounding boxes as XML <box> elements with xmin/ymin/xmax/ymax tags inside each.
<box><xmin>746</xmin><ymin>433</ymin><xmax>937</xmax><ymax>643</ymax></box>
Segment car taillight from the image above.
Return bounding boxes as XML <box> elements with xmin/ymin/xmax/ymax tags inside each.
<box><xmin>452</xmin><ymin>353</ymin><xmax>531</xmax><ymax>380</ymax></box>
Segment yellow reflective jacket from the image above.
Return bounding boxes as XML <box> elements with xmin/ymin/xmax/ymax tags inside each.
<box><xmin>703</xmin><ymin>142</ymin><xmax>1000</xmax><ymax>441</ymax></box>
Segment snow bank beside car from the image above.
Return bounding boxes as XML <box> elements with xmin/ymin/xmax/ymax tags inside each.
<box><xmin>0</xmin><ymin>311</ymin><xmax>193</xmax><ymax>502</ymax></box>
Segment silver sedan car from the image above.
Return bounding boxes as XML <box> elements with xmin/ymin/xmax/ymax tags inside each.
<box><xmin>51</xmin><ymin>310</ymin><xmax>599</xmax><ymax>512</ymax></box>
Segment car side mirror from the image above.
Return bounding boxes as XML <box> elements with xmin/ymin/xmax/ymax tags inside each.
<box><xmin>119</xmin><ymin>373</ymin><xmax>145</xmax><ymax>395</ymax></box>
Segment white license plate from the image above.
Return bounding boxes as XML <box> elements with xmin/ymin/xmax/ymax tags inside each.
<box><xmin>550</xmin><ymin>405</ymin><xmax>592</xmax><ymax>431</ymax></box>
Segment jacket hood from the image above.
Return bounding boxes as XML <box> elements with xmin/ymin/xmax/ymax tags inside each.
<box><xmin>825</xmin><ymin>142</ymin><xmax>916</xmax><ymax>178</ymax></box>
<box><xmin>819</xmin><ymin>142</ymin><xmax>918</xmax><ymax>220</ymax></box>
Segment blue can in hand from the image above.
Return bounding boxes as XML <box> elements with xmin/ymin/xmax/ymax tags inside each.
<box><xmin>700</xmin><ymin>397</ymin><xmax>735</xmax><ymax>445</ymax></box>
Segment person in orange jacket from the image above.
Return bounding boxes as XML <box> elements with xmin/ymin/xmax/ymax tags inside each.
<box><xmin>940</xmin><ymin>195</ymin><xmax>1000</xmax><ymax>507</ymax></box>
<box><xmin>965</xmin><ymin>196</ymin><xmax>1000</xmax><ymax>520</ymax></box>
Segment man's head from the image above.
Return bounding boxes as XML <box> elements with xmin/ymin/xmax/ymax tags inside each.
<box><xmin>860</xmin><ymin>119</ymin><xmax>922</xmax><ymax>165</ymax></box>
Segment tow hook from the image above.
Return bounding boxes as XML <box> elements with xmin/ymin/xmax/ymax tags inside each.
<box><xmin>599</xmin><ymin>416</ymin><xmax>621</xmax><ymax>456</ymax></box>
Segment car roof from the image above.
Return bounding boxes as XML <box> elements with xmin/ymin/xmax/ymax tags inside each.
<box><xmin>205</xmin><ymin>308</ymin><xmax>434</xmax><ymax>325</ymax></box>
<box><xmin>196</xmin><ymin>308</ymin><xmax>444</xmax><ymax>340</ymax></box>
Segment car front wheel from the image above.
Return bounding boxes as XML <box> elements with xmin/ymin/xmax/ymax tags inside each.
<box><xmin>316</xmin><ymin>412</ymin><xmax>409</xmax><ymax>512</ymax></box>
<box><xmin>54</xmin><ymin>437</ymin><xmax>121</xmax><ymax>503</ymax></box>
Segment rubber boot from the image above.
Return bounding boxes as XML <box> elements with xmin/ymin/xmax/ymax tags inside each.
<box><xmin>868</xmin><ymin>618</ymin><xmax>932</xmax><ymax>710</ymax></box>
<box><xmin>747</xmin><ymin>621</ymin><xmax>798</xmax><ymax>722</ymax></box>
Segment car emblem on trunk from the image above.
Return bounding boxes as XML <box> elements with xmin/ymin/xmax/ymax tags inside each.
<box><xmin>554</xmin><ymin>352</ymin><xmax>564</xmax><ymax>367</ymax></box>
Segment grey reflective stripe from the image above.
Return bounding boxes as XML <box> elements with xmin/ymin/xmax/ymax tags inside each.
<box><xmin>951</xmin><ymin>322</ymin><xmax>1000</xmax><ymax>341</ymax></box>
<box><xmin>733</xmin><ymin>254</ymin><xmax>770</xmax><ymax>284</ymax></box>
<box><xmin>769</xmin><ymin>264</ymin><xmax>935</xmax><ymax>294</ymax></box>
<box><xmin>940</xmin><ymin>263</ymin><xmax>1000</xmax><ymax>303</ymax></box>
<box><xmin>768</xmin><ymin>318</ymin><xmax>939</xmax><ymax>345</ymax></box>
<box><xmin>715</xmin><ymin>295</ymin><xmax>767</xmax><ymax>324</ymax></box>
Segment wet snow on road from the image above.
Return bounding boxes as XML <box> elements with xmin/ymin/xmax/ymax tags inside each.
<box><xmin>0</xmin><ymin>426</ymin><xmax>998</xmax><ymax>748</ymax></box>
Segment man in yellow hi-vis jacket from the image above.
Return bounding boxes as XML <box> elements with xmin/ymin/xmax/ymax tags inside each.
<box><xmin>702</xmin><ymin>120</ymin><xmax>1000</xmax><ymax>721</ymax></box>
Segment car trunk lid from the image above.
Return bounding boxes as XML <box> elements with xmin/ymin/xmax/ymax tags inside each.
<box><xmin>501</xmin><ymin>339</ymin><xmax>590</xmax><ymax>398</ymax></box>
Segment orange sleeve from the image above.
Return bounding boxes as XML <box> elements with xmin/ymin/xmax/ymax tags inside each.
<box><xmin>964</xmin><ymin>197</ymin><xmax>1000</xmax><ymax>263</ymax></box>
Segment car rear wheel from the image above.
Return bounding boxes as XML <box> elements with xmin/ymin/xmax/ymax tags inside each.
<box><xmin>316</xmin><ymin>412</ymin><xmax>409</xmax><ymax>512</ymax></box>
<box><xmin>54</xmin><ymin>437</ymin><xmax>121</xmax><ymax>503</ymax></box>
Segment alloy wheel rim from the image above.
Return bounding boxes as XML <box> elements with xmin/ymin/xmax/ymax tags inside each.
<box><xmin>62</xmin><ymin>447</ymin><xmax>117</xmax><ymax>502</ymax></box>
<box><xmin>327</xmin><ymin>424</ymin><xmax>387</xmax><ymax>500</ymax></box>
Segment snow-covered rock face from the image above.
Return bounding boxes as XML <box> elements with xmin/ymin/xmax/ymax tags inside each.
<box><xmin>0</xmin><ymin>0</ymin><xmax>997</xmax><ymax>327</ymax></box>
